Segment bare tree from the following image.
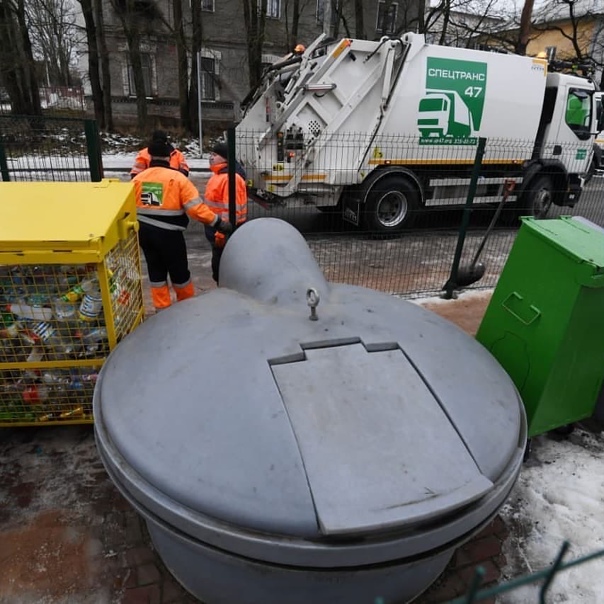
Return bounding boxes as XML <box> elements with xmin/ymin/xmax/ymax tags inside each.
<box><xmin>354</xmin><ymin>0</ymin><xmax>365</xmax><ymax>38</ymax></box>
<box><xmin>188</xmin><ymin>0</ymin><xmax>202</xmax><ymax>136</ymax></box>
<box><xmin>242</xmin><ymin>0</ymin><xmax>267</xmax><ymax>90</ymax></box>
<box><xmin>0</xmin><ymin>0</ymin><xmax>42</xmax><ymax>114</ymax></box>
<box><xmin>94</xmin><ymin>0</ymin><xmax>113</xmax><ymax>130</ymax></box>
<box><xmin>171</xmin><ymin>0</ymin><xmax>189</xmax><ymax>131</ymax></box>
<box><xmin>283</xmin><ymin>0</ymin><xmax>301</xmax><ymax>48</ymax></box>
<box><xmin>109</xmin><ymin>0</ymin><xmax>160</xmax><ymax>131</ymax></box>
<box><xmin>77</xmin><ymin>0</ymin><xmax>104</xmax><ymax>125</ymax></box>
<box><xmin>516</xmin><ymin>0</ymin><xmax>535</xmax><ymax>54</ymax></box>
<box><xmin>25</xmin><ymin>0</ymin><xmax>77</xmax><ymax>86</ymax></box>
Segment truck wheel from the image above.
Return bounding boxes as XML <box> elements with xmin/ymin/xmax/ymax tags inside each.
<box><xmin>524</xmin><ymin>175</ymin><xmax>553</xmax><ymax>219</ymax></box>
<box><xmin>362</xmin><ymin>175</ymin><xmax>419</xmax><ymax>234</ymax></box>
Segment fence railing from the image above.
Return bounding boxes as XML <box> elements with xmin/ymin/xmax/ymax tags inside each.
<box><xmin>0</xmin><ymin>115</ymin><xmax>103</xmax><ymax>182</ymax></box>
<box><xmin>236</xmin><ymin>129</ymin><xmax>603</xmax><ymax>298</ymax></box>
<box><xmin>443</xmin><ymin>541</ymin><xmax>604</xmax><ymax>603</ymax></box>
<box><xmin>3</xmin><ymin>123</ymin><xmax>603</xmax><ymax>299</ymax></box>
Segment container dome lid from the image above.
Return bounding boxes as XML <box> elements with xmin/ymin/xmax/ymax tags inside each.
<box><xmin>94</xmin><ymin>218</ymin><xmax>525</xmax><ymax>559</ymax></box>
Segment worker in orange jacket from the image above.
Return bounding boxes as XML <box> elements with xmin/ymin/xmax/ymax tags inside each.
<box><xmin>203</xmin><ymin>141</ymin><xmax>248</xmax><ymax>284</ymax></box>
<box><xmin>133</xmin><ymin>140</ymin><xmax>232</xmax><ymax>311</ymax></box>
<box><xmin>130</xmin><ymin>130</ymin><xmax>190</xmax><ymax>179</ymax></box>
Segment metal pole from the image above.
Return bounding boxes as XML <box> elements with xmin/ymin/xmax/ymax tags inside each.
<box><xmin>442</xmin><ymin>137</ymin><xmax>487</xmax><ymax>299</ymax></box>
<box><xmin>197</xmin><ymin>51</ymin><xmax>203</xmax><ymax>158</ymax></box>
<box><xmin>227</xmin><ymin>127</ymin><xmax>236</xmax><ymax>228</ymax></box>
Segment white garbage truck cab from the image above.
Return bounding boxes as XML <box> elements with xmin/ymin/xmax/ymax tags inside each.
<box><xmin>236</xmin><ymin>33</ymin><xmax>601</xmax><ymax>233</ymax></box>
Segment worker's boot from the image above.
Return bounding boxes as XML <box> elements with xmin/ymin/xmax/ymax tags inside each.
<box><xmin>150</xmin><ymin>283</ymin><xmax>171</xmax><ymax>311</ymax></box>
<box><xmin>173</xmin><ymin>280</ymin><xmax>195</xmax><ymax>302</ymax></box>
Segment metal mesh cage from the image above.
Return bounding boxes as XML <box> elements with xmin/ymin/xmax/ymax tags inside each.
<box><xmin>0</xmin><ymin>230</ymin><xmax>144</xmax><ymax>425</ymax></box>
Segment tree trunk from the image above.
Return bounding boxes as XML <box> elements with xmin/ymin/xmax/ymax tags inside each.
<box><xmin>188</xmin><ymin>0</ymin><xmax>202</xmax><ymax>135</ymax></box>
<box><xmin>243</xmin><ymin>0</ymin><xmax>266</xmax><ymax>90</ymax></box>
<box><xmin>111</xmin><ymin>0</ymin><xmax>147</xmax><ymax>132</ymax></box>
<box><xmin>16</xmin><ymin>0</ymin><xmax>42</xmax><ymax>114</ymax></box>
<box><xmin>172</xmin><ymin>0</ymin><xmax>189</xmax><ymax>131</ymax></box>
<box><xmin>127</xmin><ymin>28</ymin><xmax>147</xmax><ymax>132</ymax></box>
<box><xmin>78</xmin><ymin>0</ymin><xmax>105</xmax><ymax>127</ymax></box>
<box><xmin>516</xmin><ymin>0</ymin><xmax>535</xmax><ymax>56</ymax></box>
<box><xmin>95</xmin><ymin>0</ymin><xmax>113</xmax><ymax>130</ymax></box>
<box><xmin>354</xmin><ymin>0</ymin><xmax>365</xmax><ymax>39</ymax></box>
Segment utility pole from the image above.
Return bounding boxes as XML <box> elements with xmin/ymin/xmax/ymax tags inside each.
<box><xmin>197</xmin><ymin>51</ymin><xmax>204</xmax><ymax>158</ymax></box>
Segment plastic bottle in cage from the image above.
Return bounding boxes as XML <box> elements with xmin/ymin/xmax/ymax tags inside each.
<box><xmin>52</xmin><ymin>297</ymin><xmax>79</xmax><ymax>322</ymax></box>
<box><xmin>78</xmin><ymin>278</ymin><xmax>103</xmax><ymax>323</ymax></box>
<box><xmin>21</xmin><ymin>384</ymin><xmax>51</xmax><ymax>404</ymax></box>
<box><xmin>7</xmin><ymin>302</ymin><xmax>54</xmax><ymax>322</ymax></box>
<box><xmin>25</xmin><ymin>320</ymin><xmax>79</xmax><ymax>360</ymax></box>
<box><xmin>0</xmin><ymin>310</ymin><xmax>20</xmax><ymax>339</ymax></box>
<box><xmin>61</xmin><ymin>284</ymin><xmax>86</xmax><ymax>303</ymax></box>
<box><xmin>81</xmin><ymin>327</ymin><xmax>108</xmax><ymax>356</ymax></box>
<box><xmin>22</xmin><ymin>345</ymin><xmax>45</xmax><ymax>380</ymax></box>
<box><xmin>41</xmin><ymin>370</ymin><xmax>71</xmax><ymax>385</ymax></box>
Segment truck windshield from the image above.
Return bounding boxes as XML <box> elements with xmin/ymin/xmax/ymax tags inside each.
<box><xmin>419</xmin><ymin>97</ymin><xmax>445</xmax><ymax>111</ymax></box>
<box><xmin>565</xmin><ymin>89</ymin><xmax>592</xmax><ymax>140</ymax></box>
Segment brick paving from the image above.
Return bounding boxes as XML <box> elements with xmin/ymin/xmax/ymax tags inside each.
<box><xmin>0</xmin><ymin>420</ymin><xmax>511</xmax><ymax>604</ymax></box>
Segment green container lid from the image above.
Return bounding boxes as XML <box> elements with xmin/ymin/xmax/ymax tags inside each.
<box><xmin>521</xmin><ymin>216</ymin><xmax>604</xmax><ymax>277</ymax></box>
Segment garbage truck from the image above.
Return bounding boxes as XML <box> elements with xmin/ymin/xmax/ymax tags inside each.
<box><xmin>236</xmin><ymin>33</ymin><xmax>602</xmax><ymax>233</ymax></box>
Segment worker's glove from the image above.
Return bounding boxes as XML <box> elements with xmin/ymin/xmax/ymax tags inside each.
<box><xmin>215</xmin><ymin>217</ymin><xmax>233</xmax><ymax>236</ymax></box>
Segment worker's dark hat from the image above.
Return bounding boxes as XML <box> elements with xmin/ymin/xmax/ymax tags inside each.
<box><xmin>151</xmin><ymin>130</ymin><xmax>169</xmax><ymax>143</ymax></box>
<box><xmin>148</xmin><ymin>140</ymin><xmax>172</xmax><ymax>158</ymax></box>
<box><xmin>212</xmin><ymin>142</ymin><xmax>229</xmax><ymax>160</ymax></box>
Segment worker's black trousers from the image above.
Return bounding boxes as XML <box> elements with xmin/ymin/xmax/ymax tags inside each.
<box><xmin>138</xmin><ymin>222</ymin><xmax>190</xmax><ymax>286</ymax></box>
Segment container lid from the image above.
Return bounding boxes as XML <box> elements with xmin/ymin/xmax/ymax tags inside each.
<box><xmin>96</xmin><ymin>295</ymin><xmax>521</xmax><ymax>540</ymax></box>
<box><xmin>0</xmin><ymin>180</ymin><xmax>135</xmax><ymax>257</ymax></box>
<box><xmin>95</xmin><ymin>218</ymin><xmax>525</xmax><ymax>556</ymax></box>
<box><xmin>521</xmin><ymin>216</ymin><xmax>604</xmax><ymax>270</ymax></box>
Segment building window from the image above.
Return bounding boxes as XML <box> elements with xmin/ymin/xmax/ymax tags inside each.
<box><xmin>200</xmin><ymin>57</ymin><xmax>216</xmax><ymax>100</ymax></box>
<box><xmin>376</xmin><ymin>1</ymin><xmax>398</xmax><ymax>35</ymax></box>
<box><xmin>201</xmin><ymin>0</ymin><xmax>214</xmax><ymax>11</ymax></box>
<box><xmin>266</xmin><ymin>0</ymin><xmax>280</xmax><ymax>18</ymax></box>
<box><xmin>127</xmin><ymin>53</ymin><xmax>153</xmax><ymax>96</ymax></box>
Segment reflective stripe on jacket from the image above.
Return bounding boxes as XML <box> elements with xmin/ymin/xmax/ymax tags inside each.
<box><xmin>133</xmin><ymin>164</ymin><xmax>218</xmax><ymax>231</ymax></box>
<box><xmin>204</xmin><ymin>163</ymin><xmax>248</xmax><ymax>225</ymax></box>
<box><xmin>130</xmin><ymin>147</ymin><xmax>190</xmax><ymax>178</ymax></box>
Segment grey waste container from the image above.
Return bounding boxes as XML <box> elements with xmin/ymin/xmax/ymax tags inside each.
<box><xmin>94</xmin><ymin>218</ymin><xmax>527</xmax><ymax>604</ymax></box>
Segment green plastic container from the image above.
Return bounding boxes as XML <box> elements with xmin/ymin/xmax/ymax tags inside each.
<box><xmin>476</xmin><ymin>216</ymin><xmax>604</xmax><ymax>437</ymax></box>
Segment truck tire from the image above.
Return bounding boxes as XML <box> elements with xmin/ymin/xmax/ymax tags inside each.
<box><xmin>523</xmin><ymin>175</ymin><xmax>553</xmax><ymax>219</ymax></box>
<box><xmin>362</xmin><ymin>175</ymin><xmax>419</xmax><ymax>234</ymax></box>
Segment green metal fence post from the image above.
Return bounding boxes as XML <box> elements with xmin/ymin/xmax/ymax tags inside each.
<box><xmin>0</xmin><ymin>140</ymin><xmax>10</xmax><ymax>181</ymax></box>
<box><xmin>442</xmin><ymin>137</ymin><xmax>487</xmax><ymax>300</ymax></box>
<box><xmin>227</xmin><ymin>127</ymin><xmax>237</xmax><ymax>228</ymax></box>
<box><xmin>538</xmin><ymin>541</ymin><xmax>569</xmax><ymax>604</ymax></box>
<box><xmin>84</xmin><ymin>119</ymin><xmax>104</xmax><ymax>182</ymax></box>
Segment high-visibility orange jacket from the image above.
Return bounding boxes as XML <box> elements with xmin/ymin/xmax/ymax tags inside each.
<box><xmin>133</xmin><ymin>163</ymin><xmax>219</xmax><ymax>231</ymax></box>
<box><xmin>204</xmin><ymin>162</ymin><xmax>248</xmax><ymax>223</ymax></box>
<box><xmin>130</xmin><ymin>147</ymin><xmax>190</xmax><ymax>178</ymax></box>
<box><xmin>204</xmin><ymin>162</ymin><xmax>248</xmax><ymax>247</ymax></box>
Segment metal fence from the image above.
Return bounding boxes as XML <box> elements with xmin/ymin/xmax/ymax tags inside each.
<box><xmin>0</xmin><ymin>115</ymin><xmax>103</xmax><ymax>182</ymax></box>
<box><xmin>444</xmin><ymin>541</ymin><xmax>604</xmax><ymax>603</ymax></box>
<box><xmin>237</xmin><ymin>129</ymin><xmax>604</xmax><ymax>298</ymax></box>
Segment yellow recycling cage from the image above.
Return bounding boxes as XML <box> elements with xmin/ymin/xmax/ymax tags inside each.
<box><xmin>0</xmin><ymin>180</ymin><xmax>144</xmax><ymax>426</ymax></box>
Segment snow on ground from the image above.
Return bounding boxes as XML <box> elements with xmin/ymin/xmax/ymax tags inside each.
<box><xmin>413</xmin><ymin>290</ymin><xmax>604</xmax><ymax>601</ymax></box>
<box><xmin>497</xmin><ymin>430</ymin><xmax>604</xmax><ymax>602</ymax></box>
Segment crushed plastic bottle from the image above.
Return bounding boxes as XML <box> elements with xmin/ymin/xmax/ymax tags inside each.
<box><xmin>7</xmin><ymin>302</ymin><xmax>54</xmax><ymax>322</ymax></box>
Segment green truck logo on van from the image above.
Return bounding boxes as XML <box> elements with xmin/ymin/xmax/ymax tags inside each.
<box><xmin>419</xmin><ymin>57</ymin><xmax>487</xmax><ymax>145</ymax></box>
